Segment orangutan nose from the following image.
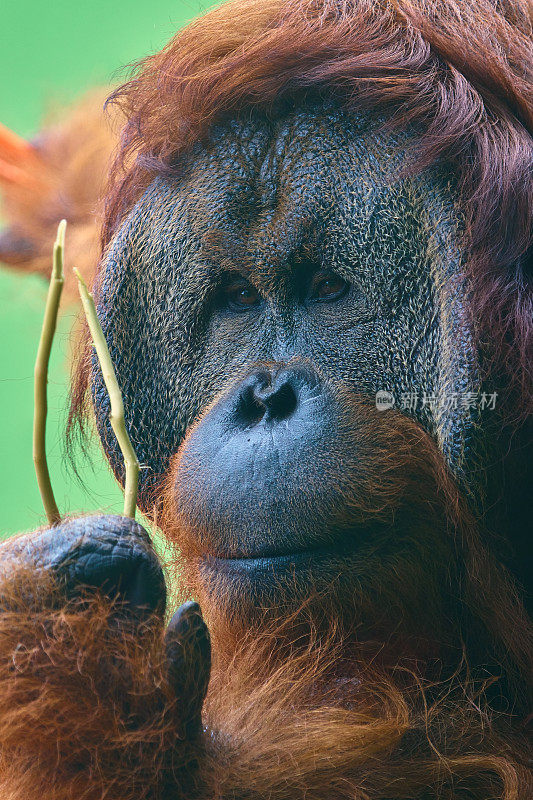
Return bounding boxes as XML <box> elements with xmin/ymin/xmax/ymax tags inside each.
<box><xmin>236</xmin><ymin>366</ymin><xmax>320</xmax><ymax>427</ymax></box>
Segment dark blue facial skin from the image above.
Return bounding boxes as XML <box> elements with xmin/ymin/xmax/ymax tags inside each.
<box><xmin>174</xmin><ymin>366</ymin><xmax>367</xmax><ymax>557</ymax></box>
<box><xmin>91</xmin><ymin>101</ymin><xmax>496</xmax><ymax>607</ymax></box>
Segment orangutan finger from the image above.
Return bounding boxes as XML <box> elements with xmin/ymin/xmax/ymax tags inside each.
<box><xmin>165</xmin><ymin>600</ymin><xmax>211</xmax><ymax>738</ymax></box>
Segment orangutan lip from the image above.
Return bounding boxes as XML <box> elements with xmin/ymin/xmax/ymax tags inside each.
<box><xmin>199</xmin><ymin>546</ymin><xmax>351</xmax><ymax>577</ymax></box>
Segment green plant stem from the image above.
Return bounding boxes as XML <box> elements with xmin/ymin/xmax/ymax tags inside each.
<box><xmin>33</xmin><ymin>220</ymin><xmax>66</xmax><ymax>526</ymax></box>
<box><xmin>74</xmin><ymin>268</ymin><xmax>139</xmax><ymax>519</ymax></box>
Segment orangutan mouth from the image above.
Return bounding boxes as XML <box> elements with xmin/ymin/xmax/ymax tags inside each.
<box><xmin>198</xmin><ymin>542</ymin><xmax>361</xmax><ymax>581</ymax></box>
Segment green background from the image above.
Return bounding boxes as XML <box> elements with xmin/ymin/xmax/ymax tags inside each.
<box><xmin>0</xmin><ymin>0</ymin><xmax>207</xmax><ymax>538</ymax></box>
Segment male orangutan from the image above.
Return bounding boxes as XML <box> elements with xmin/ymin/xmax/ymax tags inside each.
<box><xmin>0</xmin><ymin>1</ymin><xmax>531</xmax><ymax>798</ymax></box>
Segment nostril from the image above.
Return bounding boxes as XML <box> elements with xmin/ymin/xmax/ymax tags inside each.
<box><xmin>256</xmin><ymin>380</ymin><xmax>298</xmax><ymax>422</ymax></box>
<box><xmin>237</xmin><ymin>384</ymin><xmax>268</xmax><ymax>427</ymax></box>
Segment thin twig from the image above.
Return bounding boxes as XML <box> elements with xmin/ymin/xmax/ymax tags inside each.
<box><xmin>74</xmin><ymin>268</ymin><xmax>139</xmax><ymax>519</ymax></box>
<box><xmin>33</xmin><ymin>220</ymin><xmax>66</xmax><ymax>525</ymax></box>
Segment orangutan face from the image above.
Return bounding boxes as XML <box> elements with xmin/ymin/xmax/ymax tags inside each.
<box><xmin>92</xmin><ymin>103</ymin><xmax>484</xmax><ymax>630</ymax></box>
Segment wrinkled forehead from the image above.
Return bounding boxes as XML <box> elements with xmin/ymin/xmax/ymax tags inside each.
<box><xmin>108</xmin><ymin>103</ymin><xmax>461</xmax><ymax>288</ymax></box>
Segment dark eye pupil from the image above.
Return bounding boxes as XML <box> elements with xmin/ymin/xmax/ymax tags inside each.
<box><xmin>227</xmin><ymin>282</ymin><xmax>259</xmax><ymax>308</ymax></box>
<box><xmin>315</xmin><ymin>275</ymin><xmax>346</xmax><ymax>299</ymax></box>
<box><xmin>319</xmin><ymin>280</ymin><xmax>336</xmax><ymax>294</ymax></box>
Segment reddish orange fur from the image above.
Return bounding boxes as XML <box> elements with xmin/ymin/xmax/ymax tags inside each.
<box><xmin>0</xmin><ymin>568</ymin><xmax>202</xmax><ymax>800</ymax></box>
<box><xmin>0</xmin><ymin>90</ymin><xmax>118</xmax><ymax>297</ymax></box>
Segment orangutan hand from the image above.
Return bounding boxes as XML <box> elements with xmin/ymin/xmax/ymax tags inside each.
<box><xmin>0</xmin><ymin>515</ymin><xmax>211</xmax><ymax>738</ymax></box>
<box><xmin>0</xmin><ymin>515</ymin><xmax>166</xmax><ymax>614</ymax></box>
<box><xmin>0</xmin><ymin>516</ymin><xmax>212</xmax><ymax>794</ymax></box>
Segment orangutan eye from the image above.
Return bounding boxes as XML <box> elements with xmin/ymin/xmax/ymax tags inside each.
<box><xmin>310</xmin><ymin>272</ymin><xmax>349</xmax><ymax>303</ymax></box>
<box><xmin>224</xmin><ymin>279</ymin><xmax>261</xmax><ymax>311</ymax></box>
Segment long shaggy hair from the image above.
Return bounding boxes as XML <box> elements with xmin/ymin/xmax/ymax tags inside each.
<box><xmin>1</xmin><ymin>2</ymin><xmax>531</xmax><ymax>799</ymax></box>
